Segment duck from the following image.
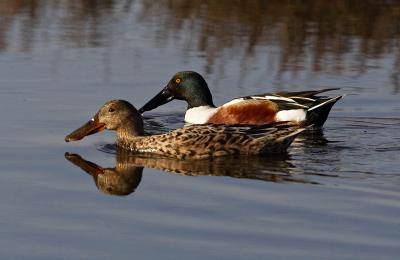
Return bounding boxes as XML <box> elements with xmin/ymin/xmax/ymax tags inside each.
<box><xmin>138</xmin><ymin>71</ymin><xmax>343</xmax><ymax>127</ymax></box>
<box><xmin>65</xmin><ymin>100</ymin><xmax>305</xmax><ymax>160</ymax></box>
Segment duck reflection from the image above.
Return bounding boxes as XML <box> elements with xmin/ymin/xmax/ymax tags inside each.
<box><xmin>65</xmin><ymin>147</ymin><xmax>318</xmax><ymax>196</ymax></box>
<box><xmin>65</xmin><ymin>152</ymin><xmax>143</xmax><ymax>196</ymax></box>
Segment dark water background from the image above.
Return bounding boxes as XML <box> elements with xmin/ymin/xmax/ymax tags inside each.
<box><xmin>0</xmin><ymin>1</ymin><xmax>399</xmax><ymax>259</ymax></box>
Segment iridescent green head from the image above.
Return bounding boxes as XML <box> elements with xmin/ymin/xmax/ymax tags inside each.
<box><xmin>139</xmin><ymin>71</ymin><xmax>215</xmax><ymax>113</ymax></box>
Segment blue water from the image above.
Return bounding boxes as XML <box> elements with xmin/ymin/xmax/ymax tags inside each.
<box><xmin>0</xmin><ymin>1</ymin><xmax>399</xmax><ymax>259</ymax></box>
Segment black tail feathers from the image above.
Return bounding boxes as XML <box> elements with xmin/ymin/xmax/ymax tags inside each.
<box><xmin>306</xmin><ymin>95</ymin><xmax>343</xmax><ymax>127</ymax></box>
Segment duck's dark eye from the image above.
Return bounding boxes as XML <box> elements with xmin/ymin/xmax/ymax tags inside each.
<box><xmin>108</xmin><ymin>107</ymin><xmax>115</xmax><ymax>113</ymax></box>
<box><xmin>175</xmin><ymin>78</ymin><xmax>181</xmax><ymax>84</ymax></box>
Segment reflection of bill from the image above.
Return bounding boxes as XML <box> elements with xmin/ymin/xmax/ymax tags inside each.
<box><xmin>65</xmin><ymin>148</ymin><xmax>317</xmax><ymax>196</ymax></box>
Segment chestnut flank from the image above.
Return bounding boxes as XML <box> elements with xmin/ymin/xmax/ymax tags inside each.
<box><xmin>207</xmin><ymin>100</ymin><xmax>278</xmax><ymax>125</ymax></box>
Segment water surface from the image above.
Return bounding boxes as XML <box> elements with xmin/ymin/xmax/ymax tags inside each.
<box><xmin>0</xmin><ymin>1</ymin><xmax>399</xmax><ymax>259</ymax></box>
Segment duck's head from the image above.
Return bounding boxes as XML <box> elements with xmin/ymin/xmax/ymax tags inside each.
<box><xmin>65</xmin><ymin>100</ymin><xmax>144</xmax><ymax>142</ymax></box>
<box><xmin>139</xmin><ymin>71</ymin><xmax>215</xmax><ymax>113</ymax></box>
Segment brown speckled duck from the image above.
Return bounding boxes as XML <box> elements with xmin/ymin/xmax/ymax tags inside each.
<box><xmin>65</xmin><ymin>100</ymin><xmax>305</xmax><ymax>160</ymax></box>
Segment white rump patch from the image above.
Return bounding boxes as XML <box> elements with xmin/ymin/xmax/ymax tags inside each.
<box><xmin>276</xmin><ymin>109</ymin><xmax>306</xmax><ymax>122</ymax></box>
<box><xmin>185</xmin><ymin>106</ymin><xmax>218</xmax><ymax>124</ymax></box>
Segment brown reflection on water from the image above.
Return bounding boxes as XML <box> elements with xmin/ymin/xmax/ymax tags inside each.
<box><xmin>0</xmin><ymin>0</ymin><xmax>130</xmax><ymax>51</ymax></box>
<box><xmin>65</xmin><ymin>148</ymin><xmax>317</xmax><ymax>196</ymax></box>
<box><xmin>1</xmin><ymin>0</ymin><xmax>399</xmax><ymax>89</ymax></box>
<box><xmin>140</xmin><ymin>0</ymin><xmax>400</xmax><ymax>74</ymax></box>
<box><xmin>65</xmin><ymin>152</ymin><xmax>143</xmax><ymax>196</ymax></box>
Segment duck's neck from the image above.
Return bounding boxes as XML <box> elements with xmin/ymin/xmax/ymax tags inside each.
<box><xmin>185</xmin><ymin>82</ymin><xmax>216</xmax><ymax>109</ymax></box>
<box><xmin>116</xmin><ymin>117</ymin><xmax>145</xmax><ymax>149</ymax></box>
<box><xmin>187</xmin><ymin>98</ymin><xmax>216</xmax><ymax>109</ymax></box>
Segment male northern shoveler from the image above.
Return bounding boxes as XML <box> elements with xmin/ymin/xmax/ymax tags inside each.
<box><xmin>65</xmin><ymin>100</ymin><xmax>305</xmax><ymax>160</ymax></box>
<box><xmin>138</xmin><ymin>71</ymin><xmax>343</xmax><ymax>127</ymax></box>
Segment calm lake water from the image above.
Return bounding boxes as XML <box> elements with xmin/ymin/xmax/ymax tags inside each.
<box><xmin>0</xmin><ymin>1</ymin><xmax>399</xmax><ymax>259</ymax></box>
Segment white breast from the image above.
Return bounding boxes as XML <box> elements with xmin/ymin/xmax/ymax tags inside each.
<box><xmin>184</xmin><ymin>106</ymin><xmax>218</xmax><ymax>124</ymax></box>
<box><xmin>275</xmin><ymin>109</ymin><xmax>306</xmax><ymax>122</ymax></box>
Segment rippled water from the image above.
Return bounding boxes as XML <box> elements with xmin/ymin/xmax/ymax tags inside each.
<box><xmin>0</xmin><ymin>1</ymin><xmax>399</xmax><ymax>259</ymax></box>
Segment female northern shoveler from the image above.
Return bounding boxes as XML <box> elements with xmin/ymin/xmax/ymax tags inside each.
<box><xmin>65</xmin><ymin>100</ymin><xmax>305</xmax><ymax>160</ymax></box>
<box><xmin>138</xmin><ymin>71</ymin><xmax>343</xmax><ymax>127</ymax></box>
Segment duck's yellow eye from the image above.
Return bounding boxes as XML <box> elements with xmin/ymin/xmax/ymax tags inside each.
<box><xmin>175</xmin><ymin>78</ymin><xmax>181</xmax><ymax>84</ymax></box>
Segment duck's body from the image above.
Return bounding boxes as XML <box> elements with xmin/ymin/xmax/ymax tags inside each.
<box><xmin>117</xmin><ymin>123</ymin><xmax>304</xmax><ymax>160</ymax></box>
<box><xmin>139</xmin><ymin>71</ymin><xmax>343</xmax><ymax>127</ymax></box>
<box><xmin>65</xmin><ymin>100</ymin><xmax>305</xmax><ymax>160</ymax></box>
<box><xmin>184</xmin><ymin>98</ymin><xmax>306</xmax><ymax>125</ymax></box>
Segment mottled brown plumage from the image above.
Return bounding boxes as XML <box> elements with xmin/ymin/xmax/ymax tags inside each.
<box><xmin>65</xmin><ymin>100</ymin><xmax>305</xmax><ymax>160</ymax></box>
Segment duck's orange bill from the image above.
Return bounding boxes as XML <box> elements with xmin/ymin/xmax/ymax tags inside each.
<box><xmin>65</xmin><ymin>116</ymin><xmax>106</xmax><ymax>142</ymax></box>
